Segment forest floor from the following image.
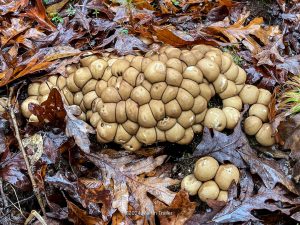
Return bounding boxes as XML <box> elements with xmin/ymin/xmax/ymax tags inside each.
<box><xmin>0</xmin><ymin>0</ymin><xmax>299</xmax><ymax>224</ymax></box>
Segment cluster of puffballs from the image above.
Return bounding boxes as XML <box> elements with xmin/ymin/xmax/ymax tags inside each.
<box><xmin>181</xmin><ymin>156</ymin><xmax>239</xmax><ymax>202</ymax></box>
<box><xmin>20</xmin><ymin>44</ymin><xmax>275</xmax><ymax>151</ymax></box>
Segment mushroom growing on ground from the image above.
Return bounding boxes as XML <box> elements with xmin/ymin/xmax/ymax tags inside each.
<box><xmin>198</xmin><ymin>180</ymin><xmax>220</xmax><ymax>202</ymax></box>
<box><xmin>181</xmin><ymin>174</ymin><xmax>202</xmax><ymax>196</ymax></box>
<box><xmin>214</xmin><ymin>164</ymin><xmax>240</xmax><ymax>191</ymax></box>
<box><xmin>194</xmin><ymin>156</ymin><xmax>219</xmax><ymax>181</ymax></box>
<box><xmin>21</xmin><ymin>44</ymin><xmax>275</xmax><ymax>150</ymax></box>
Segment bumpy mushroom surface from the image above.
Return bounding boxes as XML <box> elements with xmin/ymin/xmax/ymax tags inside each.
<box><xmin>194</xmin><ymin>156</ymin><xmax>219</xmax><ymax>181</ymax></box>
<box><xmin>181</xmin><ymin>174</ymin><xmax>202</xmax><ymax>196</ymax></box>
<box><xmin>198</xmin><ymin>180</ymin><xmax>220</xmax><ymax>202</ymax></box>
<box><xmin>21</xmin><ymin>44</ymin><xmax>275</xmax><ymax>151</ymax></box>
<box><xmin>214</xmin><ymin>164</ymin><xmax>240</xmax><ymax>191</ymax></box>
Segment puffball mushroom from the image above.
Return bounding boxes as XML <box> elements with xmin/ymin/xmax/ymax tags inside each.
<box><xmin>181</xmin><ymin>174</ymin><xmax>202</xmax><ymax>196</ymax></box>
<box><xmin>21</xmin><ymin>98</ymin><xmax>39</xmax><ymax>118</ymax></box>
<box><xmin>255</xmin><ymin>123</ymin><xmax>275</xmax><ymax>146</ymax></box>
<box><xmin>217</xmin><ymin>191</ymin><xmax>228</xmax><ymax>202</ymax></box>
<box><xmin>194</xmin><ymin>156</ymin><xmax>219</xmax><ymax>181</ymax></box>
<box><xmin>215</xmin><ymin>164</ymin><xmax>240</xmax><ymax>191</ymax></box>
<box><xmin>21</xmin><ymin>44</ymin><xmax>276</xmax><ymax>151</ymax></box>
<box><xmin>198</xmin><ymin>180</ymin><xmax>220</xmax><ymax>202</ymax></box>
<box><xmin>204</xmin><ymin>108</ymin><xmax>227</xmax><ymax>131</ymax></box>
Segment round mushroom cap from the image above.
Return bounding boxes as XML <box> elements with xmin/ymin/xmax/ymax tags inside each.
<box><xmin>213</xmin><ymin>74</ymin><xmax>228</xmax><ymax>93</ymax></box>
<box><xmin>205</xmin><ymin>51</ymin><xmax>222</xmax><ymax>67</ymax></box>
<box><xmin>198</xmin><ymin>180</ymin><xmax>220</xmax><ymax>202</ymax></box>
<box><xmin>194</xmin><ymin>156</ymin><xmax>219</xmax><ymax>182</ymax></box>
<box><xmin>144</xmin><ymin>61</ymin><xmax>167</xmax><ymax>83</ymax></box>
<box><xmin>224</xmin><ymin>63</ymin><xmax>239</xmax><ymax>81</ymax></box>
<box><xmin>239</xmin><ymin>85</ymin><xmax>259</xmax><ymax>105</ymax></box>
<box><xmin>138</xmin><ymin>104</ymin><xmax>157</xmax><ymax>128</ymax></box>
<box><xmin>235</xmin><ymin>67</ymin><xmax>247</xmax><ymax>84</ymax></box>
<box><xmin>180</xmin><ymin>51</ymin><xmax>197</xmax><ymax>66</ymax></box>
<box><xmin>123</xmin><ymin>136</ymin><xmax>142</xmax><ymax>151</ymax></box>
<box><xmin>222</xmin><ymin>96</ymin><xmax>243</xmax><ymax>111</ymax></box>
<box><xmin>165</xmin><ymin>123</ymin><xmax>185</xmax><ymax>142</ymax></box>
<box><xmin>101</xmin><ymin>87</ymin><xmax>121</xmax><ymax>103</ymax></box>
<box><xmin>215</xmin><ymin>164</ymin><xmax>240</xmax><ymax>191</ymax></box>
<box><xmin>131</xmin><ymin>86</ymin><xmax>151</xmax><ymax>105</ymax></box>
<box><xmin>96</xmin><ymin>121</ymin><xmax>118</xmax><ymax>142</ymax></box>
<box><xmin>244</xmin><ymin>116</ymin><xmax>263</xmax><ymax>135</ymax></box>
<box><xmin>217</xmin><ymin>191</ymin><xmax>228</xmax><ymax>202</ymax></box>
<box><xmin>114</xmin><ymin>125</ymin><xmax>132</xmax><ymax>144</ymax></box>
<box><xmin>177</xmin><ymin>110</ymin><xmax>196</xmax><ymax>128</ymax></box>
<box><xmin>39</xmin><ymin>82</ymin><xmax>53</xmax><ymax>96</ymax></box>
<box><xmin>183</xmin><ymin>66</ymin><xmax>203</xmax><ymax>83</ymax></box>
<box><xmin>220</xmin><ymin>54</ymin><xmax>232</xmax><ymax>73</ymax></box>
<box><xmin>28</xmin><ymin>83</ymin><xmax>40</xmax><ymax>96</ymax></box>
<box><xmin>166</xmin><ymin>58</ymin><xmax>183</xmax><ymax>73</ymax></box>
<box><xmin>199</xmin><ymin>83</ymin><xmax>212</xmax><ymax>101</ymax></box>
<box><xmin>219</xmin><ymin>80</ymin><xmax>237</xmax><ymax>99</ymax></box>
<box><xmin>157</xmin><ymin>117</ymin><xmax>176</xmax><ymax>131</ymax></box>
<box><xmin>192</xmin><ymin>124</ymin><xmax>203</xmax><ymax>133</ymax></box>
<box><xmin>197</xmin><ymin>58</ymin><xmax>220</xmax><ymax>82</ymax></box>
<box><xmin>176</xmin><ymin>88</ymin><xmax>194</xmax><ymax>111</ymax></box>
<box><xmin>21</xmin><ymin>98</ymin><xmax>39</xmax><ymax>118</ymax></box>
<box><xmin>136</xmin><ymin>127</ymin><xmax>156</xmax><ymax>145</ymax></box>
<box><xmin>80</xmin><ymin>55</ymin><xmax>98</xmax><ymax>67</ymax></box>
<box><xmin>177</xmin><ymin>127</ymin><xmax>194</xmax><ymax>145</ymax></box>
<box><xmin>249</xmin><ymin>104</ymin><xmax>269</xmax><ymax>122</ymax></box>
<box><xmin>89</xmin><ymin>59</ymin><xmax>108</xmax><ymax>79</ymax></box>
<box><xmin>181</xmin><ymin>174</ymin><xmax>202</xmax><ymax>196</ymax></box>
<box><xmin>204</xmin><ymin>108</ymin><xmax>227</xmax><ymax>131</ymax></box>
<box><xmin>74</xmin><ymin>67</ymin><xmax>93</xmax><ymax>88</ymax></box>
<box><xmin>66</xmin><ymin>64</ymin><xmax>78</xmax><ymax>75</ymax></box>
<box><xmin>257</xmin><ymin>88</ymin><xmax>272</xmax><ymax>106</ymax></box>
<box><xmin>111</xmin><ymin>59</ymin><xmax>130</xmax><ymax>76</ymax></box>
<box><xmin>222</xmin><ymin>107</ymin><xmax>240</xmax><ymax>129</ymax></box>
<box><xmin>255</xmin><ymin>123</ymin><xmax>275</xmax><ymax>146</ymax></box>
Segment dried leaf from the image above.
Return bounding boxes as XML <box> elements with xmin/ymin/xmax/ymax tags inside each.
<box><xmin>46</xmin><ymin>0</ymin><xmax>69</xmax><ymax>15</ymax></box>
<box><xmin>85</xmin><ymin>150</ymin><xmax>179</xmax><ymax>216</ymax></box>
<box><xmin>154</xmin><ymin>190</ymin><xmax>196</xmax><ymax>225</ymax></box>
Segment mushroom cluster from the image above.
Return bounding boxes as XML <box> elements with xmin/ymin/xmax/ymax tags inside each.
<box><xmin>21</xmin><ymin>44</ymin><xmax>275</xmax><ymax>150</ymax></box>
<box><xmin>181</xmin><ymin>156</ymin><xmax>240</xmax><ymax>202</ymax></box>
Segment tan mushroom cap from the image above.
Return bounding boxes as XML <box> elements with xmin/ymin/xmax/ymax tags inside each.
<box><xmin>122</xmin><ymin>120</ymin><xmax>139</xmax><ymax>135</ymax></box>
<box><xmin>198</xmin><ymin>180</ymin><xmax>220</xmax><ymax>202</ymax></box>
<box><xmin>166</xmin><ymin>58</ymin><xmax>183</xmax><ymax>73</ymax></box>
<box><xmin>180</xmin><ymin>51</ymin><xmax>197</xmax><ymax>66</ymax></box>
<box><xmin>177</xmin><ymin>127</ymin><xmax>194</xmax><ymax>144</ymax></box>
<box><xmin>165</xmin><ymin>123</ymin><xmax>185</xmax><ymax>142</ymax></box>
<box><xmin>39</xmin><ymin>82</ymin><xmax>53</xmax><ymax>96</ymax></box>
<box><xmin>183</xmin><ymin>66</ymin><xmax>203</xmax><ymax>83</ymax></box>
<box><xmin>138</xmin><ymin>104</ymin><xmax>157</xmax><ymax>128</ymax></box>
<box><xmin>197</xmin><ymin>58</ymin><xmax>220</xmax><ymax>82</ymax></box>
<box><xmin>114</xmin><ymin>125</ymin><xmax>132</xmax><ymax>144</ymax></box>
<box><xmin>204</xmin><ymin>108</ymin><xmax>227</xmax><ymax>131</ymax></box>
<box><xmin>213</xmin><ymin>74</ymin><xmax>228</xmax><ymax>94</ymax></box>
<box><xmin>82</xmin><ymin>79</ymin><xmax>97</xmax><ymax>95</ymax></box>
<box><xmin>249</xmin><ymin>104</ymin><xmax>269</xmax><ymax>122</ymax></box>
<box><xmin>123</xmin><ymin>136</ymin><xmax>142</xmax><ymax>151</ymax></box>
<box><xmin>199</xmin><ymin>83</ymin><xmax>213</xmax><ymax>101</ymax></box>
<box><xmin>111</xmin><ymin>59</ymin><xmax>130</xmax><ymax>76</ymax></box>
<box><xmin>239</xmin><ymin>85</ymin><xmax>259</xmax><ymax>105</ymax></box>
<box><xmin>181</xmin><ymin>174</ymin><xmax>202</xmax><ymax>196</ymax></box>
<box><xmin>235</xmin><ymin>67</ymin><xmax>247</xmax><ymax>84</ymax></box>
<box><xmin>217</xmin><ymin>191</ymin><xmax>228</xmax><ymax>202</ymax></box>
<box><xmin>74</xmin><ymin>67</ymin><xmax>93</xmax><ymax>88</ymax></box>
<box><xmin>181</xmin><ymin>79</ymin><xmax>200</xmax><ymax>97</ymax></box>
<box><xmin>219</xmin><ymin>80</ymin><xmax>237</xmax><ymax>99</ymax></box>
<box><xmin>192</xmin><ymin>95</ymin><xmax>207</xmax><ymax>114</ymax></box>
<box><xmin>222</xmin><ymin>96</ymin><xmax>243</xmax><ymax>111</ymax></box>
<box><xmin>57</xmin><ymin>76</ymin><xmax>67</xmax><ymax>90</ymax></box>
<box><xmin>166</xmin><ymin>68</ymin><xmax>183</xmax><ymax>86</ymax></box>
<box><xmin>257</xmin><ymin>88</ymin><xmax>272</xmax><ymax>106</ymax></box>
<box><xmin>244</xmin><ymin>116</ymin><xmax>263</xmax><ymax>135</ymax></box>
<box><xmin>224</xmin><ymin>63</ymin><xmax>239</xmax><ymax>81</ymax></box>
<box><xmin>255</xmin><ymin>123</ymin><xmax>275</xmax><ymax>146</ymax></box>
<box><xmin>136</xmin><ymin>127</ymin><xmax>156</xmax><ymax>144</ymax></box>
<box><xmin>144</xmin><ymin>61</ymin><xmax>167</xmax><ymax>83</ymax></box>
<box><xmin>80</xmin><ymin>55</ymin><xmax>98</xmax><ymax>67</ymax></box>
<box><xmin>165</xmin><ymin>100</ymin><xmax>182</xmax><ymax>118</ymax></box>
<box><xmin>99</xmin><ymin>103</ymin><xmax>116</xmax><ymax>123</ymax></box>
<box><xmin>101</xmin><ymin>87</ymin><xmax>121</xmax><ymax>103</ymax></box>
<box><xmin>221</xmin><ymin>54</ymin><xmax>232</xmax><ymax>73</ymax></box>
<box><xmin>150</xmin><ymin>82</ymin><xmax>167</xmax><ymax>100</ymax></box>
<box><xmin>131</xmin><ymin>86</ymin><xmax>151</xmax><ymax>105</ymax></box>
<box><xmin>97</xmin><ymin>121</ymin><xmax>118</xmax><ymax>142</ymax></box>
<box><xmin>215</xmin><ymin>164</ymin><xmax>240</xmax><ymax>191</ymax></box>
<box><xmin>177</xmin><ymin>110</ymin><xmax>196</xmax><ymax>128</ymax></box>
<box><xmin>116</xmin><ymin>101</ymin><xmax>127</xmax><ymax>123</ymax></box>
<box><xmin>89</xmin><ymin>59</ymin><xmax>108</xmax><ymax>79</ymax></box>
<box><xmin>194</xmin><ymin>156</ymin><xmax>219</xmax><ymax>181</ymax></box>
<box><xmin>28</xmin><ymin>83</ymin><xmax>41</xmax><ymax>96</ymax></box>
<box><xmin>176</xmin><ymin>88</ymin><xmax>194</xmax><ymax>111</ymax></box>
<box><xmin>157</xmin><ymin>117</ymin><xmax>176</xmax><ymax>131</ymax></box>
<box><xmin>222</xmin><ymin>107</ymin><xmax>240</xmax><ymax>129</ymax></box>
<box><xmin>149</xmin><ymin>100</ymin><xmax>165</xmax><ymax>121</ymax></box>
<box><xmin>66</xmin><ymin>64</ymin><xmax>78</xmax><ymax>75</ymax></box>
<box><xmin>162</xmin><ymin>86</ymin><xmax>178</xmax><ymax>103</ymax></box>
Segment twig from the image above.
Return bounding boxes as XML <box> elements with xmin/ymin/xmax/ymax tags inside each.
<box><xmin>6</xmin><ymin>197</ymin><xmax>25</xmax><ymax>219</ymax></box>
<box><xmin>4</xmin><ymin>195</ymin><xmax>34</xmax><ymax>209</ymax></box>
<box><xmin>7</xmin><ymin>87</ymin><xmax>46</xmax><ymax>216</ymax></box>
<box><xmin>9</xmin><ymin>184</ymin><xmax>24</xmax><ymax>217</ymax></box>
<box><xmin>24</xmin><ymin>210</ymin><xmax>47</xmax><ymax>225</ymax></box>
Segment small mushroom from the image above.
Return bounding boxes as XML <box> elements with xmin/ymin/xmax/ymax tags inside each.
<box><xmin>204</xmin><ymin>108</ymin><xmax>227</xmax><ymax>131</ymax></box>
<box><xmin>191</xmin><ymin>95</ymin><xmax>207</xmax><ymax>114</ymax></box>
<box><xmin>157</xmin><ymin>117</ymin><xmax>176</xmax><ymax>131</ymax></box>
<box><xmin>249</xmin><ymin>104</ymin><xmax>269</xmax><ymax>122</ymax></box>
<box><xmin>224</xmin><ymin>63</ymin><xmax>239</xmax><ymax>81</ymax></box>
<box><xmin>28</xmin><ymin>83</ymin><xmax>40</xmax><ymax>96</ymax></box>
<box><xmin>183</xmin><ymin>66</ymin><xmax>203</xmax><ymax>83</ymax></box>
<box><xmin>181</xmin><ymin>174</ymin><xmax>202</xmax><ymax>196</ymax></box>
<box><xmin>89</xmin><ymin>59</ymin><xmax>108</xmax><ymax>79</ymax></box>
<box><xmin>123</xmin><ymin>67</ymin><xmax>140</xmax><ymax>86</ymax></box>
<box><xmin>90</xmin><ymin>112</ymin><xmax>101</xmax><ymax>127</ymax></box>
<box><xmin>257</xmin><ymin>89</ymin><xmax>272</xmax><ymax>106</ymax></box>
<box><xmin>130</xmin><ymin>86</ymin><xmax>151</xmax><ymax>105</ymax></box>
<box><xmin>235</xmin><ymin>67</ymin><xmax>247</xmax><ymax>84</ymax></box>
<box><xmin>101</xmin><ymin>87</ymin><xmax>121</xmax><ymax>103</ymax></box>
<box><xmin>39</xmin><ymin>82</ymin><xmax>53</xmax><ymax>96</ymax></box>
<box><xmin>66</xmin><ymin>64</ymin><xmax>78</xmax><ymax>75</ymax></box>
<box><xmin>114</xmin><ymin>125</ymin><xmax>132</xmax><ymax>144</ymax></box>
<box><xmin>217</xmin><ymin>191</ymin><xmax>228</xmax><ymax>202</ymax></box>
<box><xmin>244</xmin><ymin>116</ymin><xmax>263</xmax><ymax>135</ymax></box>
<box><xmin>125</xmin><ymin>99</ymin><xmax>139</xmax><ymax>122</ymax></box>
<box><xmin>205</xmin><ymin>51</ymin><xmax>222</xmax><ymax>67</ymax></box>
<box><xmin>66</xmin><ymin>73</ymin><xmax>81</xmax><ymax>92</ymax></box>
<box><xmin>165</xmin><ymin>47</ymin><xmax>181</xmax><ymax>58</ymax></box>
<box><xmin>192</xmin><ymin>44</ymin><xmax>212</xmax><ymax>54</ymax></box>
<box><xmin>166</xmin><ymin>58</ymin><xmax>183</xmax><ymax>73</ymax></box>
<box><xmin>180</xmin><ymin>51</ymin><xmax>197</xmax><ymax>66</ymax></box>
<box><xmin>255</xmin><ymin>123</ymin><xmax>275</xmax><ymax>146</ymax></box>
<box><xmin>48</xmin><ymin>75</ymin><xmax>58</xmax><ymax>86</ymax></box>
<box><xmin>176</xmin><ymin>88</ymin><xmax>194</xmax><ymax>111</ymax></box>
<box><xmin>118</xmin><ymin>80</ymin><xmax>133</xmax><ymax>100</ymax></box>
<box><xmin>96</xmin><ymin>121</ymin><xmax>118</xmax><ymax>142</ymax></box>
<box><xmin>74</xmin><ymin>67</ymin><xmax>93</xmax><ymax>88</ymax></box>
<box><xmin>102</xmin><ymin>67</ymin><xmax>113</xmax><ymax>81</ymax></box>
<box><xmin>141</xmin><ymin>58</ymin><xmax>153</xmax><ymax>72</ymax></box>
<box><xmin>150</xmin><ymin>82</ymin><xmax>167</xmax><ymax>100</ymax></box>
<box><xmin>131</xmin><ymin>56</ymin><xmax>143</xmax><ymax>71</ymax></box>
<box><xmin>116</xmin><ymin>101</ymin><xmax>127</xmax><ymax>123</ymax></box>
<box><xmin>21</xmin><ymin>98</ymin><xmax>39</xmax><ymax>118</ymax></box>
<box><xmin>57</xmin><ymin>76</ymin><xmax>67</xmax><ymax>90</ymax></box>
<box><xmin>181</xmin><ymin>79</ymin><xmax>200</xmax><ymax>97</ymax></box>
<box><xmin>122</xmin><ymin>120</ymin><xmax>139</xmax><ymax>135</ymax></box>
<box><xmin>194</xmin><ymin>156</ymin><xmax>219</xmax><ymax>181</ymax></box>
<box><xmin>221</xmin><ymin>54</ymin><xmax>232</xmax><ymax>73</ymax></box>
<box><xmin>166</xmin><ymin>68</ymin><xmax>183</xmax><ymax>86</ymax></box>
<box><xmin>123</xmin><ymin>136</ymin><xmax>142</xmax><ymax>151</ymax></box>
<box><xmin>149</xmin><ymin>100</ymin><xmax>165</xmax><ymax>121</ymax></box>
<box><xmin>144</xmin><ymin>61</ymin><xmax>166</xmax><ymax>83</ymax></box>
<box><xmin>99</xmin><ymin>103</ymin><xmax>116</xmax><ymax>123</ymax></box>
<box><xmin>83</xmin><ymin>91</ymin><xmax>98</xmax><ymax>110</ymax></box>
<box><xmin>159</xmin><ymin>53</ymin><xmax>168</xmax><ymax>63</ymax></box>
<box><xmin>142</xmin><ymin>80</ymin><xmax>152</xmax><ymax>92</ymax></box>
<box><xmin>111</xmin><ymin>59</ymin><xmax>130</xmax><ymax>76</ymax></box>
<box><xmin>82</xmin><ymin>79</ymin><xmax>97</xmax><ymax>95</ymax></box>
<box><xmin>80</xmin><ymin>55</ymin><xmax>98</xmax><ymax>67</ymax></box>
<box><xmin>222</xmin><ymin>96</ymin><xmax>243</xmax><ymax>111</ymax></box>
<box><xmin>165</xmin><ymin>100</ymin><xmax>182</xmax><ymax>118</ymax></box>
<box><xmin>222</xmin><ymin>107</ymin><xmax>240</xmax><ymax>129</ymax></box>
<box><xmin>195</xmin><ymin>109</ymin><xmax>207</xmax><ymax>123</ymax></box>
<box><xmin>239</xmin><ymin>85</ymin><xmax>259</xmax><ymax>105</ymax></box>
<box><xmin>95</xmin><ymin>80</ymin><xmax>108</xmax><ymax>97</ymax></box>
<box><xmin>192</xmin><ymin>124</ymin><xmax>203</xmax><ymax>133</ymax></box>
<box><xmin>136</xmin><ymin>127</ymin><xmax>156</xmax><ymax>145</ymax></box>
<box><xmin>62</xmin><ymin>87</ymin><xmax>74</xmax><ymax>105</ymax></box>
<box><xmin>138</xmin><ymin>104</ymin><xmax>157</xmax><ymax>128</ymax></box>
<box><xmin>199</xmin><ymin>83</ymin><xmax>212</xmax><ymax>101</ymax></box>
<box><xmin>165</xmin><ymin>123</ymin><xmax>185</xmax><ymax>142</ymax></box>
<box><xmin>197</xmin><ymin>58</ymin><xmax>220</xmax><ymax>82</ymax></box>
<box><xmin>219</xmin><ymin>80</ymin><xmax>237</xmax><ymax>99</ymax></box>
<box><xmin>215</xmin><ymin>164</ymin><xmax>240</xmax><ymax>191</ymax></box>
<box><xmin>213</xmin><ymin>74</ymin><xmax>228</xmax><ymax>94</ymax></box>
<box><xmin>177</xmin><ymin>110</ymin><xmax>196</xmax><ymax>128</ymax></box>
<box><xmin>162</xmin><ymin>86</ymin><xmax>178</xmax><ymax>104</ymax></box>
<box><xmin>177</xmin><ymin>127</ymin><xmax>194</xmax><ymax>145</ymax></box>
<box><xmin>198</xmin><ymin>181</ymin><xmax>220</xmax><ymax>202</ymax></box>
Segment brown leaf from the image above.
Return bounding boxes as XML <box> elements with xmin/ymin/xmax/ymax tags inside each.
<box><xmin>0</xmin><ymin>0</ymin><xmax>29</xmax><ymax>15</ymax></box>
<box><xmin>67</xmin><ymin>200</ymin><xmax>107</xmax><ymax>225</ymax></box>
<box><xmin>46</xmin><ymin>0</ymin><xmax>69</xmax><ymax>15</ymax></box>
<box><xmin>154</xmin><ymin>190</ymin><xmax>196</xmax><ymax>225</ymax></box>
<box><xmin>85</xmin><ymin>150</ymin><xmax>179</xmax><ymax>216</ymax></box>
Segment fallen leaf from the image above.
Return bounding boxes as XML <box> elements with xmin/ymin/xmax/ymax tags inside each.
<box><xmin>85</xmin><ymin>150</ymin><xmax>179</xmax><ymax>216</ymax></box>
<box><xmin>154</xmin><ymin>190</ymin><xmax>196</xmax><ymax>225</ymax></box>
<box><xmin>46</xmin><ymin>0</ymin><xmax>69</xmax><ymax>15</ymax></box>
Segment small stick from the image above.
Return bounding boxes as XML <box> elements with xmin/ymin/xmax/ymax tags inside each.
<box><xmin>7</xmin><ymin>87</ymin><xmax>46</xmax><ymax>216</ymax></box>
<box><xmin>24</xmin><ymin>210</ymin><xmax>47</xmax><ymax>225</ymax></box>
<box><xmin>0</xmin><ymin>178</ymin><xmax>8</xmax><ymax>208</ymax></box>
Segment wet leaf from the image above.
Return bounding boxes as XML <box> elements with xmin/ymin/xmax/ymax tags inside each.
<box><xmin>85</xmin><ymin>150</ymin><xmax>179</xmax><ymax>216</ymax></box>
<box><xmin>154</xmin><ymin>190</ymin><xmax>196</xmax><ymax>225</ymax></box>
